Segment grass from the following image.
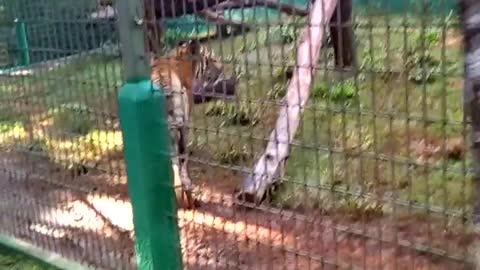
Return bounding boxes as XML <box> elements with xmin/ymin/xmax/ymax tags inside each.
<box><xmin>191</xmin><ymin>13</ymin><xmax>470</xmax><ymax>219</ymax></box>
<box><xmin>0</xmin><ymin>246</ymin><xmax>59</xmax><ymax>270</ymax></box>
<box><xmin>0</xmin><ymin>11</ymin><xmax>471</xmax><ymax>221</ymax></box>
<box><xmin>49</xmin><ymin>103</ymin><xmax>95</xmax><ymax>136</ymax></box>
<box><xmin>0</xmin><ymin>53</ymin><xmax>123</xmax><ymax>174</ymax></box>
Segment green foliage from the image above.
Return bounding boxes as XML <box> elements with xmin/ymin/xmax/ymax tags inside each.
<box><xmin>0</xmin><ymin>105</ymin><xmax>21</xmax><ymax>124</ymax></box>
<box><xmin>413</xmin><ymin>29</ymin><xmax>441</xmax><ymax>49</ymax></box>
<box><xmin>403</xmin><ymin>160</ymin><xmax>474</xmax><ymax>211</ymax></box>
<box><xmin>233</xmin><ymin>63</ymin><xmax>245</xmax><ymax>79</ymax></box>
<box><xmin>0</xmin><ymin>120</ymin><xmax>25</xmax><ymax>145</ymax></box>
<box><xmin>205</xmin><ymin>100</ymin><xmax>260</xmax><ymax>126</ymax></box>
<box><xmin>216</xmin><ymin>143</ymin><xmax>251</xmax><ymax>164</ymax></box>
<box><xmin>267</xmin><ymin>83</ymin><xmax>287</xmax><ymax>100</ymax></box>
<box><xmin>359</xmin><ymin>49</ymin><xmax>383</xmax><ymax>71</ymax></box>
<box><xmin>338</xmin><ymin>196</ymin><xmax>384</xmax><ymax>221</ymax></box>
<box><xmin>407</xmin><ymin>66</ymin><xmax>437</xmax><ymax>84</ymax></box>
<box><xmin>313</xmin><ymin>80</ymin><xmax>358</xmax><ymax>106</ymax></box>
<box><xmin>406</xmin><ymin>28</ymin><xmax>442</xmax><ymax>83</ymax></box>
<box><xmin>311</xmin><ymin>82</ymin><xmax>329</xmax><ymax>98</ymax></box>
<box><xmin>279</xmin><ymin>23</ymin><xmax>298</xmax><ymax>44</ymax></box>
<box><xmin>0</xmin><ymin>121</ymin><xmax>22</xmax><ymax>134</ymax></box>
<box><xmin>238</xmin><ymin>41</ymin><xmax>258</xmax><ymax>53</ymax></box>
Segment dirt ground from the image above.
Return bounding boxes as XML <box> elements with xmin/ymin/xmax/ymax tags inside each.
<box><xmin>0</xmin><ymin>148</ymin><xmax>478</xmax><ymax>270</ymax></box>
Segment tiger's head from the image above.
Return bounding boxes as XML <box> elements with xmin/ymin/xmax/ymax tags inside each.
<box><xmin>175</xmin><ymin>40</ymin><xmax>236</xmax><ymax>104</ymax></box>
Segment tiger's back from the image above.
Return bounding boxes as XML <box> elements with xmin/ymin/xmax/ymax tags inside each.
<box><xmin>151</xmin><ymin>56</ymin><xmax>195</xmax><ymax>121</ymax></box>
<box><xmin>150</xmin><ymin>41</ymin><xmax>223</xmax><ymax>116</ymax></box>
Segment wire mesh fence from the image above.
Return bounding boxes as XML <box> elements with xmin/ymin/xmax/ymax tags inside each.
<box><xmin>5</xmin><ymin>0</ymin><xmax>117</xmax><ymax>64</ymax></box>
<box><xmin>0</xmin><ymin>0</ymin><xmax>14</xmax><ymax>68</ymax></box>
<box><xmin>0</xmin><ymin>0</ymin><xmax>479</xmax><ymax>269</ymax></box>
<box><xmin>0</xmin><ymin>0</ymin><xmax>133</xmax><ymax>269</ymax></box>
<box><xmin>139</xmin><ymin>0</ymin><xmax>476</xmax><ymax>269</ymax></box>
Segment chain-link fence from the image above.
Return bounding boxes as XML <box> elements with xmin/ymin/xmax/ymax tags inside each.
<box><xmin>4</xmin><ymin>0</ymin><xmax>117</xmax><ymax>64</ymax></box>
<box><xmin>133</xmin><ymin>0</ymin><xmax>477</xmax><ymax>269</ymax></box>
<box><xmin>0</xmin><ymin>0</ymin><xmax>132</xmax><ymax>268</ymax></box>
<box><xmin>0</xmin><ymin>1</ymin><xmax>14</xmax><ymax>68</ymax></box>
<box><xmin>0</xmin><ymin>0</ymin><xmax>479</xmax><ymax>269</ymax></box>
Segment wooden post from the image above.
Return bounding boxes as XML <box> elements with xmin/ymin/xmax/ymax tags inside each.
<box><xmin>116</xmin><ymin>0</ymin><xmax>183</xmax><ymax>269</ymax></box>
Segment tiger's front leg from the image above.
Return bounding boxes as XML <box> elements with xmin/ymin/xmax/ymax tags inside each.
<box><xmin>169</xmin><ymin>88</ymin><xmax>198</xmax><ymax>209</ymax></box>
<box><xmin>175</xmin><ymin>125</ymin><xmax>196</xmax><ymax>209</ymax></box>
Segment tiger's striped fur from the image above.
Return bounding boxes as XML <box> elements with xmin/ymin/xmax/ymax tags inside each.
<box><xmin>151</xmin><ymin>40</ymin><xmax>228</xmax><ymax>209</ymax></box>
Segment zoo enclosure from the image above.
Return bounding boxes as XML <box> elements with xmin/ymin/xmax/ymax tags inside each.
<box><xmin>0</xmin><ymin>0</ymin><xmax>479</xmax><ymax>269</ymax></box>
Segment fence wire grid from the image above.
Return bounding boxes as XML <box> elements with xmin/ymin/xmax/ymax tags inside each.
<box><xmin>0</xmin><ymin>0</ymin><xmax>131</xmax><ymax>269</ymax></box>
<box><xmin>0</xmin><ymin>0</ymin><xmax>479</xmax><ymax>269</ymax></box>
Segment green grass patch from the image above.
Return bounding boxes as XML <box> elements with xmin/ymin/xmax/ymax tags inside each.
<box><xmin>0</xmin><ymin>121</ymin><xmax>26</xmax><ymax>145</ymax></box>
<box><xmin>0</xmin><ymin>246</ymin><xmax>59</xmax><ymax>270</ymax></box>
<box><xmin>312</xmin><ymin>80</ymin><xmax>358</xmax><ymax>107</ymax></box>
<box><xmin>215</xmin><ymin>143</ymin><xmax>252</xmax><ymax>165</ymax></box>
<box><xmin>205</xmin><ymin>100</ymin><xmax>261</xmax><ymax>126</ymax></box>
<box><xmin>49</xmin><ymin>103</ymin><xmax>95</xmax><ymax>137</ymax></box>
<box><xmin>0</xmin><ymin>53</ymin><xmax>123</xmax><ymax>172</ymax></box>
<box><xmin>42</xmin><ymin>129</ymin><xmax>123</xmax><ymax>173</ymax></box>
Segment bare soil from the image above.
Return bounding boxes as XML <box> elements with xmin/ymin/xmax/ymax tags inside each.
<box><xmin>0</xmin><ymin>149</ymin><xmax>478</xmax><ymax>270</ymax></box>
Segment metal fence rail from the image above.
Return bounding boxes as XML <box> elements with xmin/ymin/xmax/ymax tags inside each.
<box><xmin>0</xmin><ymin>0</ymin><xmax>479</xmax><ymax>269</ymax></box>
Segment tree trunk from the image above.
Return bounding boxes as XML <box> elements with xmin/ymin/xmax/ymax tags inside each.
<box><xmin>458</xmin><ymin>0</ymin><xmax>480</xmax><ymax>225</ymax></box>
<box><xmin>330</xmin><ymin>0</ymin><xmax>356</xmax><ymax>69</ymax></box>
<box><xmin>235</xmin><ymin>0</ymin><xmax>339</xmax><ymax>203</ymax></box>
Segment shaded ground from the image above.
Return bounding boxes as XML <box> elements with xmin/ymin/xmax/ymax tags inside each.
<box><xmin>0</xmin><ymin>151</ymin><xmax>477</xmax><ymax>269</ymax></box>
<box><xmin>0</xmin><ymin>151</ymin><xmax>134</xmax><ymax>270</ymax></box>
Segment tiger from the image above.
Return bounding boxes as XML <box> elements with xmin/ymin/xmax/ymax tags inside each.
<box><xmin>151</xmin><ymin>40</ymin><xmax>235</xmax><ymax>209</ymax></box>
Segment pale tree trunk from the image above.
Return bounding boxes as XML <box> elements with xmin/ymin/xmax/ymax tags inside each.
<box><xmin>235</xmin><ymin>0</ymin><xmax>339</xmax><ymax>203</ymax></box>
<box><xmin>458</xmin><ymin>0</ymin><xmax>480</xmax><ymax>224</ymax></box>
<box><xmin>457</xmin><ymin>1</ymin><xmax>480</xmax><ymax>268</ymax></box>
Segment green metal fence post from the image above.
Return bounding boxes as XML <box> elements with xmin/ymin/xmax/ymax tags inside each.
<box><xmin>116</xmin><ymin>0</ymin><xmax>183</xmax><ymax>269</ymax></box>
<box><xmin>14</xmin><ymin>18</ymin><xmax>29</xmax><ymax>66</ymax></box>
